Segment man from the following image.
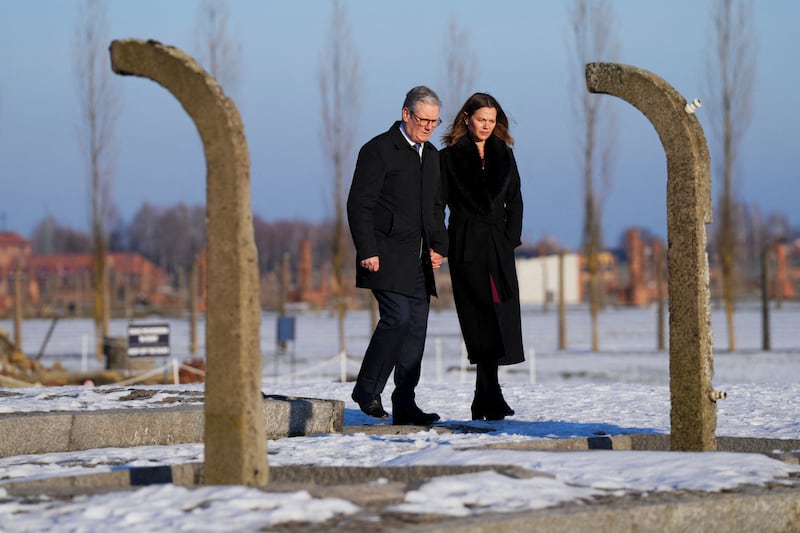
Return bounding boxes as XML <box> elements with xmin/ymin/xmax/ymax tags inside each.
<box><xmin>347</xmin><ymin>86</ymin><xmax>448</xmax><ymax>425</ymax></box>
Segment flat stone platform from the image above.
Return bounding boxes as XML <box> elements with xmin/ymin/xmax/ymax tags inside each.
<box><xmin>2</xmin><ymin>392</ymin><xmax>800</xmax><ymax>531</ymax></box>
<box><xmin>3</xmin><ymin>454</ymin><xmax>799</xmax><ymax>532</ymax></box>
<box><xmin>0</xmin><ymin>394</ymin><xmax>343</xmax><ymax>457</ymax></box>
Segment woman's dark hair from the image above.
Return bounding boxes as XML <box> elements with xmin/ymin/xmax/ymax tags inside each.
<box><xmin>442</xmin><ymin>92</ymin><xmax>514</xmax><ymax>147</ymax></box>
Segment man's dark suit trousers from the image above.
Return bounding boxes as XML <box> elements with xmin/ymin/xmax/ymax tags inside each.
<box><xmin>355</xmin><ymin>260</ymin><xmax>429</xmax><ymax>409</ymax></box>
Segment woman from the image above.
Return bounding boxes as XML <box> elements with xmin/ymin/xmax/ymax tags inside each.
<box><xmin>440</xmin><ymin>92</ymin><xmax>524</xmax><ymax>421</ymax></box>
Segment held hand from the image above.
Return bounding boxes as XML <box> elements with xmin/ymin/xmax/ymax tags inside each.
<box><xmin>429</xmin><ymin>249</ymin><xmax>444</xmax><ymax>270</ymax></box>
<box><xmin>360</xmin><ymin>256</ymin><xmax>380</xmax><ymax>272</ymax></box>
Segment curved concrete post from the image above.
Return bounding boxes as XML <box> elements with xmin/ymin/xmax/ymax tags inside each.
<box><xmin>110</xmin><ymin>39</ymin><xmax>267</xmax><ymax>484</ymax></box>
<box><xmin>585</xmin><ymin>62</ymin><xmax>716</xmax><ymax>451</ymax></box>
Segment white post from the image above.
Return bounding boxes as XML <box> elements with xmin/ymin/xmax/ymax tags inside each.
<box><xmin>435</xmin><ymin>337</ymin><xmax>443</xmax><ymax>383</ymax></box>
<box><xmin>460</xmin><ymin>340</ymin><xmax>468</xmax><ymax>383</ymax></box>
<box><xmin>528</xmin><ymin>348</ymin><xmax>536</xmax><ymax>385</ymax></box>
<box><xmin>172</xmin><ymin>358</ymin><xmax>180</xmax><ymax>385</ymax></box>
<box><xmin>81</xmin><ymin>334</ymin><xmax>88</xmax><ymax>372</ymax></box>
<box><xmin>340</xmin><ymin>350</ymin><xmax>347</xmax><ymax>383</ymax></box>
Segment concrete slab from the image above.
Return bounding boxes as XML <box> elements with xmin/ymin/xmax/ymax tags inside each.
<box><xmin>2</xmin><ymin>463</ymin><xmax>541</xmax><ymax>497</ymax></box>
<box><xmin>0</xmin><ymin>394</ymin><xmax>343</xmax><ymax>457</ymax></box>
<box><xmin>458</xmin><ymin>432</ymin><xmax>800</xmax><ymax>462</ymax></box>
<box><xmin>3</xmin><ymin>398</ymin><xmax>800</xmax><ymax>531</ymax></box>
<box><xmin>3</xmin><ymin>460</ymin><xmax>799</xmax><ymax>532</ymax></box>
<box><xmin>401</xmin><ymin>488</ymin><xmax>800</xmax><ymax>533</ymax></box>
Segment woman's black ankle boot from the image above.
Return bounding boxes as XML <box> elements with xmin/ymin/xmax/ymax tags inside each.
<box><xmin>475</xmin><ymin>361</ymin><xmax>513</xmax><ymax>420</ymax></box>
<box><xmin>471</xmin><ymin>364</ymin><xmax>489</xmax><ymax>420</ymax></box>
<box><xmin>471</xmin><ymin>391</ymin><xmax>485</xmax><ymax>420</ymax></box>
<box><xmin>496</xmin><ymin>388</ymin><xmax>515</xmax><ymax>417</ymax></box>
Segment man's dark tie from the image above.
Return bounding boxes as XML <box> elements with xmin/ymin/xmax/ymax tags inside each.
<box><xmin>413</xmin><ymin>143</ymin><xmax>422</xmax><ymax>159</ymax></box>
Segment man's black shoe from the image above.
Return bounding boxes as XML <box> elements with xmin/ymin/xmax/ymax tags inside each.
<box><xmin>351</xmin><ymin>391</ymin><xmax>389</xmax><ymax>419</ymax></box>
<box><xmin>392</xmin><ymin>406</ymin><xmax>440</xmax><ymax>426</ymax></box>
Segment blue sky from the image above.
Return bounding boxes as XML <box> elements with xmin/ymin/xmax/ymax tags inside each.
<box><xmin>1</xmin><ymin>1</ymin><xmax>797</xmax><ymax>251</ymax></box>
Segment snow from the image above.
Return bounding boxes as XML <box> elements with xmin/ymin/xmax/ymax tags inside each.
<box><xmin>1</xmin><ymin>305</ymin><xmax>800</xmax><ymax>531</ymax></box>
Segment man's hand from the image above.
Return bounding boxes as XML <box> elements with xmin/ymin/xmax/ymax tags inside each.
<box><xmin>430</xmin><ymin>249</ymin><xmax>444</xmax><ymax>270</ymax></box>
<box><xmin>360</xmin><ymin>256</ymin><xmax>380</xmax><ymax>272</ymax></box>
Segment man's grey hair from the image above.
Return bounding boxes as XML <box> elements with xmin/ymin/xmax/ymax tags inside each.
<box><xmin>403</xmin><ymin>85</ymin><xmax>441</xmax><ymax>113</ymax></box>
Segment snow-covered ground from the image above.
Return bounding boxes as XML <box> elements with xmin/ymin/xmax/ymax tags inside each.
<box><xmin>5</xmin><ymin>303</ymin><xmax>800</xmax><ymax>386</ymax></box>
<box><xmin>1</xmin><ymin>304</ymin><xmax>799</xmax><ymax>531</ymax></box>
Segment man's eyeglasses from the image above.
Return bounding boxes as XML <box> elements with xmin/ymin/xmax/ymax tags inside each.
<box><xmin>410</xmin><ymin>111</ymin><xmax>442</xmax><ymax>128</ymax></box>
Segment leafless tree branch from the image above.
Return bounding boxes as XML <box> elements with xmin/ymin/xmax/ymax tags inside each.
<box><xmin>705</xmin><ymin>0</ymin><xmax>756</xmax><ymax>351</ymax></box>
<box><xmin>74</xmin><ymin>0</ymin><xmax>120</xmax><ymax>358</ymax></box>
<box><xmin>194</xmin><ymin>0</ymin><xmax>243</xmax><ymax>95</ymax></box>
<box><xmin>442</xmin><ymin>14</ymin><xmax>478</xmax><ymax>126</ymax></box>
<box><xmin>319</xmin><ymin>0</ymin><xmax>360</xmax><ymax>356</ymax></box>
<box><xmin>567</xmin><ymin>0</ymin><xmax>620</xmax><ymax>352</ymax></box>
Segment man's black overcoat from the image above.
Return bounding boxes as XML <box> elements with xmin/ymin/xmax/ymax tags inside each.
<box><xmin>347</xmin><ymin>122</ymin><xmax>448</xmax><ymax>297</ymax></box>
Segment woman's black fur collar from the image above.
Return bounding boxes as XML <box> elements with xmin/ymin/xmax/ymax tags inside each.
<box><xmin>445</xmin><ymin>135</ymin><xmax>512</xmax><ymax>214</ymax></box>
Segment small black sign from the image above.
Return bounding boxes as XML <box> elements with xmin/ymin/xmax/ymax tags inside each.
<box><xmin>127</xmin><ymin>323</ymin><xmax>170</xmax><ymax>357</ymax></box>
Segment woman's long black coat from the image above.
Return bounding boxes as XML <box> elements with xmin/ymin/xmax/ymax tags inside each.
<box><xmin>440</xmin><ymin>134</ymin><xmax>524</xmax><ymax>365</ymax></box>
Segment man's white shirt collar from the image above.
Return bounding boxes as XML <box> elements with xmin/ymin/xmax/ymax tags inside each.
<box><xmin>399</xmin><ymin>123</ymin><xmax>422</xmax><ymax>156</ymax></box>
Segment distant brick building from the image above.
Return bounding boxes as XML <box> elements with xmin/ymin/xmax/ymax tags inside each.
<box><xmin>623</xmin><ymin>228</ymin><xmax>650</xmax><ymax>307</ymax></box>
<box><xmin>0</xmin><ymin>232</ymin><xmax>31</xmax><ymax>269</ymax></box>
<box><xmin>0</xmin><ymin>232</ymin><xmax>33</xmax><ymax>314</ymax></box>
<box><xmin>287</xmin><ymin>240</ymin><xmax>330</xmax><ymax>308</ymax></box>
<box><xmin>0</xmin><ymin>232</ymin><xmax>172</xmax><ymax>316</ymax></box>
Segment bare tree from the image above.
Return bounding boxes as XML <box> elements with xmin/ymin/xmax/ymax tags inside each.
<box><xmin>126</xmin><ymin>201</ymin><xmax>333</xmax><ymax>281</ymax></box>
<box><xmin>127</xmin><ymin>202</ymin><xmax>161</xmax><ymax>259</ymax></box>
<box><xmin>194</xmin><ymin>0</ymin><xmax>242</xmax><ymax>95</ymax></box>
<box><xmin>30</xmin><ymin>217</ymin><xmax>92</xmax><ymax>254</ymax></box>
<box><xmin>319</xmin><ymin>0</ymin><xmax>360</xmax><ymax>361</ymax></box>
<box><xmin>442</xmin><ymin>14</ymin><xmax>478</xmax><ymax>126</ymax></box>
<box><xmin>74</xmin><ymin>0</ymin><xmax>120</xmax><ymax>359</ymax></box>
<box><xmin>705</xmin><ymin>0</ymin><xmax>756</xmax><ymax>351</ymax></box>
<box><xmin>126</xmin><ymin>202</ymin><xmax>205</xmax><ymax>282</ymax></box>
<box><xmin>155</xmin><ymin>204</ymin><xmax>206</xmax><ymax>280</ymax></box>
<box><xmin>252</xmin><ymin>216</ymin><xmax>331</xmax><ymax>275</ymax></box>
<box><xmin>567</xmin><ymin>0</ymin><xmax>619</xmax><ymax>352</ymax></box>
